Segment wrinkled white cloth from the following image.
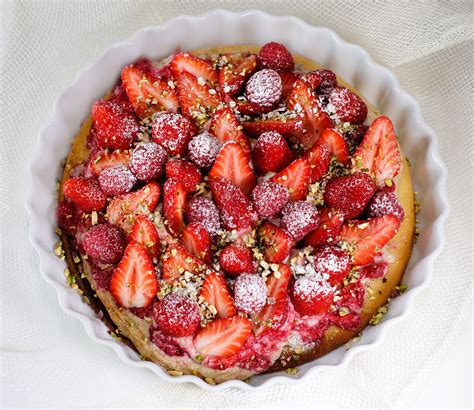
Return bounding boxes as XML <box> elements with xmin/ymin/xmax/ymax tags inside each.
<box><xmin>1</xmin><ymin>0</ymin><xmax>472</xmax><ymax>407</ymax></box>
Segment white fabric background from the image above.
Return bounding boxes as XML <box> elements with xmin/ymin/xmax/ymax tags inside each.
<box><xmin>1</xmin><ymin>0</ymin><xmax>472</xmax><ymax>407</ymax></box>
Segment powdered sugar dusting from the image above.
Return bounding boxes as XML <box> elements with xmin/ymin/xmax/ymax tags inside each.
<box><xmin>82</xmin><ymin>223</ymin><xmax>125</xmax><ymax>264</ymax></box>
<box><xmin>245</xmin><ymin>69</ymin><xmax>282</xmax><ymax>108</ymax></box>
<box><xmin>312</xmin><ymin>245</ymin><xmax>351</xmax><ymax>285</ymax></box>
<box><xmin>186</xmin><ymin>196</ymin><xmax>221</xmax><ymax>236</ymax></box>
<box><xmin>188</xmin><ymin>131</ymin><xmax>222</xmax><ymax>169</ymax></box>
<box><xmin>152</xmin><ymin>112</ymin><xmax>194</xmax><ymax>156</ymax></box>
<box><xmin>98</xmin><ymin>165</ymin><xmax>137</xmax><ymax>196</ymax></box>
<box><xmin>367</xmin><ymin>190</ymin><xmax>404</xmax><ymax>221</ymax></box>
<box><xmin>293</xmin><ymin>275</ymin><xmax>333</xmax><ymax>301</ymax></box>
<box><xmin>280</xmin><ymin>201</ymin><xmax>320</xmax><ymax>241</ymax></box>
<box><xmin>130</xmin><ymin>142</ymin><xmax>167</xmax><ymax>181</ymax></box>
<box><xmin>251</xmin><ymin>180</ymin><xmax>289</xmax><ymax>218</ymax></box>
<box><xmin>234</xmin><ymin>273</ymin><xmax>268</xmax><ymax>315</ymax></box>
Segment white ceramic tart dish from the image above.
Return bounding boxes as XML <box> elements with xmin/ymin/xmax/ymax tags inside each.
<box><xmin>26</xmin><ymin>10</ymin><xmax>448</xmax><ymax>390</ymax></box>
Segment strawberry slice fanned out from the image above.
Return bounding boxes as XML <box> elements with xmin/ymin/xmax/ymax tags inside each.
<box><xmin>209</xmin><ymin>141</ymin><xmax>256</xmax><ymax>195</ymax></box>
<box><xmin>171</xmin><ymin>53</ymin><xmax>218</xmax><ymax>85</ymax></box>
<box><xmin>317</xmin><ymin>128</ymin><xmax>349</xmax><ymax>166</ymax></box>
<box><xmin>194</xmin><ymin>316</ymin><xmax>252</xmax><ymax>358</ymax></box>
<box><xmin>209</xmin><ymin>106</ymin><xmax>250</xmax><ymax>149</ymax></box>
<box><xmin>352</xmin><ymin>116</ymin><xmax>401</xmax><ymax>187</ymax></box>
<box><xmin>161</xmin><ymin>243</ymin><xmax>205</xmax><ymax>284</ymax></box>
<box><xmin>270</xmin><ymin>157</ymin><xmax>311</xmax><ymax>201</ymax></box>
<box><xmin>304</xmin><ymin>208</ymin><xmax>345</xmax><ymax>248</ymax></box>
<box><xmin>219</xmin><ymin>53</ymin><xmax>257</xmax><ymax>96</ymax></box>
<box><xmin>128</xmin><ymin>215</ymin><xmax>160</xmax><ymax>259</ymax></box>
<box><xmin>162</xmin><ymin>179</ymin><xmax>187</xmax><ymax>237</ymax></box>
<box><xmin>280</xmin><ymin>71</ymin><xmax>300</xmax><ymax>101</ymax></box>
<box><xmin>241</xmin><ymin>117</ymin><xmax>304</xmax><ymax>138</ymax></box>
<box><xmin>339</xmin><ymin>214</ymin><xmax>400</xmax><ymax>266</ymax></box>
<box><xmin>121</xmin><ymin>65</ymin><xmax>179</xmax><ymax>118</ymax></box>
<box><xmin>258</xmin><ymin>222</ymin><xmax>294</xmax><ymax>264</ymax></box>
<box><xmin>181</xmin><ymin>222</ymin><xmax>212</xmax><ymax>263</ymax></box>
<box><xmin>89</xmin><ymin>149</ymin><xmax>131</xmax><ymax>177</ymax></box>
<box><xmin>252</xmin><ymin>263</ymin><xmax>292</xmax><ymax>336</ymax></box>
<box><xmin>199</xmin><ymin>271</ymin><xmax>237</xmax><ymax>318</ymax></box>
<box><xmin>106</xmin><ymin>182</ymin><xmax>160</xmax><ymax>233</ymax></box>
<box><xmin>109</xmin><ymin>241</ymin><xmax>158</xmax><ymax>308</ymax></box>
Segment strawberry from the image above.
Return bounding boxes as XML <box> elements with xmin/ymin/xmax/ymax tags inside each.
<box><xmin>106</xmin><ymin>182</ymin><xmax>160</xmax><ymax>233</ymax></box>
<box><xmin>194</xmin><ymin>316</ymin><xmax>252</xmax><ymax>358</ymax></box>
<box><xmin>121</xmin><ymin>65</ymin><xmax>179</xmax><ymax>118</ymax></box>
<box><xmin>233</xmin><ymin>273</ymin><xmax>268</xmax><ymax>315</ymax></box>
<box><xmin>290</xmin><ymin>276</ymin><xmax>334</xmax><ymax>316</ymax></box>
<box><xmin>258</xmin><ymin>222</ymin><xmax>293</xmax><ymax>263</ymax></box>
<box><xmin>175</xmin><ymin>71</ymin><xmax>223</xmax><ymax>126</ymax></box>
<box><xmin>219</xmin><ymin>244</ymin><xmax>255</xmax><ymax>277</ymax></box>
<box><xmin>241</xmin><ymin>117</ymin><xmax>303</xmax><ymax>137</ymax></box>
<box><xmin>130</xmin><ymin>142</ymin><xmax>168</xmax><ymax>182</ymax></box>
<box><xmin>280</xmin><ymin>71</ymin><xmax>300</xmax><ymax>100</ymax></box>
<box><xmin>210</xmin><ymin>178</ymin><xmax>257</xmax><ymax>232</ymax></box>
<box><xmin>280</xmin><ymin>200</ymin><xmax>320</xmax><ymax>241</ymax></box>
<box><xmin>186</xmin><ymin>196</ymin><xmax>221</xmax><ymax>237</ymax></box>
<box><xmin>162</xmin><ymin>178</ymin><xmax>187</xmax><ymax>237</ymax></box>
<box><xmin>181</xmin><ymin>222</ymin><xmax>212</xmax><ymax>263</ymax></box>
<box><xmin>252</xmin><ymin>131</ymin><xmax>292</xmax><ymax>174</ymax></box>
<box><xmin>165</xmin><ymin>159</ymin><xmax>202</xmax><ymax>192</ymax></box>
<box><xmin>257</xmin><ymin>42</ymin><xmax>295</xmax><ymax>73</ymax></box>
<box><xmin>209</xmin><ymin>141</ymin><xmax>256</xmax><ymax>195</ymax></box>
<box><xmin>233</xmin><ymin>98</ymin><xmax>274</xmax><ymax>116</ymax></box>
<box><xmin>209</xmin><ymin>106</ymin><xmax>250</xmax><ymax>149</ymax></box>
<box><xmin>304</xmin><ymin>208</ymin><xmax>345</xmax><ymax>247</ymax></box>
<box><xmin>252</xmin><ymin>264</ymin><xmax>292</xmax><ymax>335</ymax></box>
<box><xmin>270</xmin><ymin>157</ymin><xmax>311</xmax><ymax>201</ymax></box>
<box><xmin>317</xmin><ymin>128</ymin><xmax>349</xmax><ymax>166</ymax></box>
<box><xmin>153</xmin><ymin>292</ymin><xmax>201</xmax><ymax>337</ymax></box>
<box><xmin>200</xmin><ymin>271</ymin><xmax>237</xmax><ymax>318</ymax></box>
<box><xmin>161</xmin><ymin>243</ymin><xmax>204</xmax><ymax>283</ymax></box>
<box><xmin>251</xmin><ymin>180</ymin><xmax>289</xmax><ymax>219</ymax></box>
<box><xmin>109</xmin><ymin>241</ymin><xmax>158</xmax><ymax>308</ymax></box>
<box><xmin>128</xmin><ymin>215</ymin><xmax>160</xmax><ymax>259</ymax></box>
<box><xmin>62</xmin><ymin>177</ymin><xmax>107</xmax><ymax>212</ymax></box>
<box><xmin>98</xmin><ymin>165</ymin><xmax>137</xmax><ymax>196</ymax></box>
<box><xmin>219</xmin><ymin>53</ymin><xmax>257</xmax><ymax>95</ymax></box>
<box><xmin>171</xmin><ymin>53</ymin><xmax>218</xmax><ymax>85</ymax></box>
<box><xmin>324</xmin><ymin>172</ymin><xmax>376</xmax><ymax>219</ymax></box>
<box><xmin>82</xmin><ymin>223</ymin><xmax>125</xmax><ymax>264</ymax></box>
<box><xmin>89</xmin><ymin>150</ymin><xmax>131</xmax><ymax>177</ymax></box>
<box><xmin>91</xmin><ymin>100</ymin><xmax>140</xmax><ymax>150</ymax></box>
<box><xmin>352</xmin><ymin>116</ymin><xmax>401</xmax><ymax>187</ymax></box>
<box><xmin>312</xmin><ymin>69</ymin><xmax>337</xmax><ymax>95</ymax></box>
<box><xmin>304</xmin><ymin>143</ymin><xmax>331</xmax><ymax>182</ymax></box>
<box><xmin>339</xmin><ymin>214</ymin><xmax>400</xmax><ymax>265</ymax></box>
<box><xmin>151</xmin><ymin>112</ymin><xmax>196</xmax><ymax>157</ymax></box>
<box><xmin>366</xmin><ymin>190</ymin><xmax>405</xmax><ymax>222</ymax></box>
<box><xmin>312</xmin><ymin>245</ymin><xmax>351</xmax><ymax>286</ymax></box>
<box><xmin>301</xmin><ymin>71</ymin><xmax>322</xmax><ymax>89</ymax></box>
<box><xmin>328</xmin><ymin>86</ymin><xmax>367</xmax><ymax>124</ymax></box>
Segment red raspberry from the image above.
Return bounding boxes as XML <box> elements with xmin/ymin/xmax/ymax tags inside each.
<box><xmin>328</xmin><ymin>86</ymin><xmax>368</xmax><ymax>124</ymax></box>
<box><xmin>251</xmin><ymin>180</ymin><xmax>289</xmax><ymax>219</ymax></box>
<box><xmin>329</xmin><ymin>281</ymin><xmax>365</xmax><ymax>330</ymax></box>
<box><xmin>312</xmin><ymin>245</ymin><xmax>351</xmax><ymax>286</ymax></box>
<box><xmin>89</xmin><ymin>264</ymin><xmax>114</xmax><ymax>290</ymax></box>
<box><xmin>82</xmin><ymin>223</ymin><xmax>125</xmax><ymax>264</ymax></box>
<box><xmin>245</xmin><ymin>69</ymin><xmax>282</xmax><ymax>108</ymax></box>
<box><xmin>98</xmin><ymin>165</ymin><xmax>137</xmax><ymax>196</ymax></box>
<box><xmin>130</xmin><ymin>142</ymin><xmax>168</xmax><ymax>182</ymax></box>
<box><xmin>311</xmin><ymin>69</ymin><xmax>337</xmax><ymax>95</ymax></box>
<box><xmin>257</xmin><ymin>42</ymin><xmax>295</xmax><ymax>73</ymax></box>
<box><xmin>219</xmin><ymin>244</ymin><xmax>255</xmax><ymax>278</ymax></box>
<box><xmin>56</xmin><ymin>201</ymin><xmax>80</xmax><ymax>236</ymax></box>
<box><xmin>62</xmin><ymin>177</ymin><xmax>107</xmax><ymax>212</ymax></box>
<box><xmin>233</xmin><ymin>273</ymin><xmax>268</xmax><ymax>315</ymax></box>
<box><xmin>153</xmin><ymin>292</ymin><xmax>201</xmax><ymax>337</ymax></box>
<box><xmin>290</xmin><ymin>276</ymin><xmax>334</xmax><ymax>316</ymax></box>
<box><xmin>324</xmin><ymin>172</ymin><xmax>375</xmax><ymax>219</ymax></box>
<box><xmin>280</xmin><ymin>201</ymin><xmax>320</xmax><ymax>241</ymax></box>
<box><xmin>151</xmin><ymin>112</ymin><xmax>195</xmax><ymax>156</ymax></box>
<box><xmin>252</xmin><ymin>131</ymin><xmax>292</xmax><ymax>174</ymax></box>
<box><xmin>343</xmin><ymin>124</ymin><xmax>368</xmax><ymax>146</ymax></box>
<box><xmin>165</xmin><ymin>159</ymin><xmax>202</xmax><ymax>192</ymax></box>
<box><xmin>188</xmin><ymin>131</ymin><xmax>222</xmax><ymax>169</ymax></box>
<box><xmin>186</xmin><ymin>196</ymin><xmax>221</xmax><ymax>236</ymax></box>
<box><xmin>366</xmin><ymin>190</ymin><xmax>404</xmax><ymax>221</ymax></box>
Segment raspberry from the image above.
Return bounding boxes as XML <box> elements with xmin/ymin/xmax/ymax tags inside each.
<box><xmin>290</xmin><ymin>276</ymin><xmax>334</xmax><ymax>316</ymax></box>
<box><xmin>343</xmin><ymin>124</ymin><xmax>368</xmax><ymax>147</ymax></box>
<box><xmin>56</xmin><ymin>201</ymin><xmax>80</xmax><ymax>236</ymax></box>
<box><xmin>280</xmin><ymin>201</ymin><xmax>320</xmax><ymax>241</ymax></box>
<box><xmin>186</xmin><ymin>196</ymin><xmax>221</xmax><ymax>236</ymax></box>
<box><xmin>311</xmin><ymin>69</ymin><xmax>337</xmax><ymax>95</ymax></box>
<box><xmin>151</xmin><ymin>112</ymin><xmax>195</xmax><ymax>156</ymax></box>
<box><xmin>252</xmin><ymin>131</ymin><xmax>292</xmax><ymax>174</ymax></box>
<box><xmin>233</xmin><ymin>273</ymin><xmax>268</xmax><ymax>315</ymax></box>
<box><xmin>257</xmin><ymin>42</ymin><xmax>295</xmax><ymax>73</ymax></box>
<box><xmin>251</xmin><ymin>180</ymin><xmax>289</xmax><ymax>219</ymax></box>
<box><xmin>130</xmin><ymin>142</ymin><xmax>168</xmax><ymax>182</ymax></box>
<box><xmin>187</xmin><ymin>131</ymin><xmax>221</xmax><ymax>169</ymax></box>
<box><xmin>82</xmin><ymin>223</ymin><xmax>125</xmax><ymax>264</ymax></box>
<box><xmin>312</xmin><ymin>245</ymin><xmax>351</xmax><ymax>286</ymax></box>
<box><xmin>328</xmin><ymin>86</ymin><xmax>368</xmax><ymax>124</ymax></box>
<box><xmin>245</xmin><ymin>69</ymin><xmax>282</xmax><ymax>108</ymax></box>
<box><xmin>219</xmin><ymin>244</ymin><xmax>255</xmax><ymax>278</ymax></box>
<box><xmin>98</xmin><ymin>165</ymin><xmax>137</xmax><ymax>196</ymax></box>
<box><xmin>366</xmin><ymin>190</ymin><xmax>404</xmax><ymax>221</ymax></box>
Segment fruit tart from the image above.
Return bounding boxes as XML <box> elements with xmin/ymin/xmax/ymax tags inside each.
<box><xmin>57</xmin><ymin>43</ymin><xmax>415</xmax><ymax>383</ymax></box>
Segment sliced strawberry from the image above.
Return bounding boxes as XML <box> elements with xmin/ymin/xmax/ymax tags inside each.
<box><xmin>241</xmin><ymin>117</ymin><xmax>303</xmax><ymax>137</ymax></box>
<box><xmin>162</xmin><ymin>178</ymin><xmax>187</xmax><ymax>237</ymax></box>
<box><xmin>210</xmin><ymin>177</ymin><xmax>257</xmax><ymax>232</ymax></box>
<box><xmin>352</xmin><ymin>116</ymin><xmax>401</xmax><ymax>187</ymax></box>
<box><xmin>181</xmin><ymin>222</ymin><xmax>212</xmax><ymax>263</ymax></box>
<box><xmin>128</xmin><ymin>215</ymin><xmax>160</xmax><ymax>259</ymax></box>
<box><xmin>121</xmin><ymin>65</ymin><xmax>179</xmax><ymax>118</ymax></box>
<box><xmin>106</xmin><ymin>182</ymin><xmax>160</xmax><ymax>233</ymax></box>
<box><xmin>219</xmin><ymin>244</ymin><xmax>255</xmax><ymax>277</ymax></box>
<box><xmin>165</xmin><ymin>159</ymin><xmax>202</xmax><ymax>192</ymax></box>
<box><xmin>304</xmin><ymin>208</ymin><xmax>345</xmax><ymax>247</ymax></box>
<box><xmin>258</xmin><ymin>222</ymin><xmax>293</xmax><ymax>263</ymax></box>
<box><xmin>233</xmin><ymin>98</ymin><xmax>274</xmax><ymax>116</ymax></box>
<box><xmin>194</xmin><ymin>316</ymin><xmax>252</xmax><ymax>358</ymax></box>
<box><xmin>219</xmin><ymin>53</ymin><xmax>257</xmax><ymax>96</ymax></box>
<box><xmin>171</xmin><ymin>53</ymin><xmax>218</xmax><ymax>85</ymax></box>
<box><xmin>62</xmin><ymin>177</ymin><xmax>107</xmax><ymax>212</ymax></box>
<box><xmin>317</xmin><ymin>128</ymin><xmax>349</xmax><ymax>166</ymax></box>
<box><xmin>209</xmin><ymin>106</ymin><xmax>250</xmax><ymax>149</ymax></box>
<box><xmin>109</xmin><ymin>241</ymin><xmax>158</xmax><ymax>308</ymax></box>
<box><xmin>270</xmin><ymin>157</ymin><xmax>311</xmax><ymax>201</ymax></box>
<box><xmin>161</xmin><ymin>243</ymin><xmax>204</xmax><ymax>283</ymax></box>
<box><xmin>339</xmin><ymin>214</ymin><xmax>400</xmax><ymax>265</ymax></box>
<box><xmin>89</xmin><ymin>150</ymin><xmax>131</xmax><ymax>177</ymax></box>
<box><xmin>175</xmin><ymin>71</ymin><xmax>223</xmax><ymax>126</ymax></box>
<box><xmin>199</xmin><ymin>271</ymin><xmax>237</xmax><ymax>318</ymax></box>
<box><xmin>280</xmin><ymin>71</ymin><xmax>300</xmax><ymax>100</ymax></box>
<box><xmin>209</xmin><ymin>141</ymin><xmax>256</xmax><ymax>195</ymax></box>
<box><xmin>252</xmin><ymin>264</ymin><xmax>292</xmax><ymax>336</ymax></box>
<box><xmin>304</xmin><ymin>143</ymin><xmax>331</xmax><ymax>182</ymax></box>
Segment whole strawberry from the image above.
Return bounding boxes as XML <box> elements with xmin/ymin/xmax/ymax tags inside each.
<box><xmin>290</xmin><ymin>276</ymin><xmax>334</xmax><ymax>316</ymax></box>
<box><xmin>252</xmin><ymin>131</ymin><xmax>292</xmax><ymax>174</ymax></box>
